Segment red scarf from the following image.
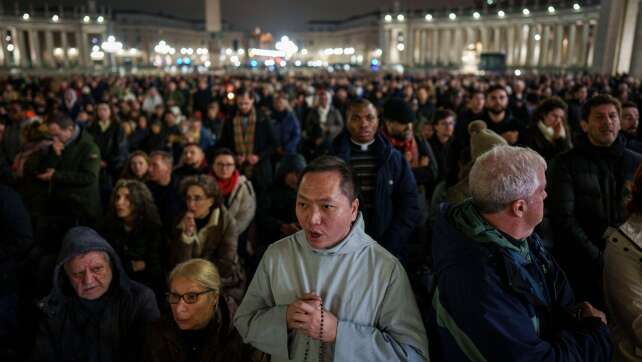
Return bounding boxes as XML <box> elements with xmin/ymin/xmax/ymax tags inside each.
<box><xmin>216</xmin><ymin>170</ymin><xmax>240</xmax><ymax>198</ymax></box>
<box><xmin>383</xmin><ymin>129</ymin><xmax>419</xmax><ymax>167</ymax></box>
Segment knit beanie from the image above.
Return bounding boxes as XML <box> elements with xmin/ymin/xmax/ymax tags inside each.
<box><xmin>383</xmin><ymin>98</ymin><xmax>415</xmax><ymax>124</ymax></box>
<box><xmin>470</xmin><ymin>128</ymin><xmax>507</xmax><ymax>160</ymax></box>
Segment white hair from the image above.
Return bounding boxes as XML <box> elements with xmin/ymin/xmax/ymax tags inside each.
<box><xmin>469</xmin><ymin>145</ymin><xmax>546</xmax><ymax>213</ymax></box>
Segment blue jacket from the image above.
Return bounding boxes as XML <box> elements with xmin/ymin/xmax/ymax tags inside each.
<box><xmin>332</xmin><ymin>130</ymin><xmax>420</xmax><ymax>259</ymax></box>
<box><xmin>429</xmin><ymin>202</ymin><xmax>612</xmax><ymax>362</ymax></box>
<box><xmin>272</xmin><ymin>110</ymin><xmax>301</xmax><ymax>154</ymax></box>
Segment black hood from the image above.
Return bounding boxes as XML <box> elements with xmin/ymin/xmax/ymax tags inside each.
<box><xmin>44</xmin><ymin>227</ymin><xmax>131</xmax><ymax>313</ymax></box>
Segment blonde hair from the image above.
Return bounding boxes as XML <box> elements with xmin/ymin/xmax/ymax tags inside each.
<box><xmin>169</xmin><ymin>258</ymin><xmax>221</xmax><ymax>295</ymax></box>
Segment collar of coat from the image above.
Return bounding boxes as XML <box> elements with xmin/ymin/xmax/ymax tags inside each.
<box><xmin>293</xmin><ymin>212</ymin><xmax>376</xmax><ymax>256</ymax></box>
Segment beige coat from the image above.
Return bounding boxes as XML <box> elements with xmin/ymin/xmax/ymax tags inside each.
<box><xmin>604</xmin><ymin>214</ymin><xmax>642</xmax><ymax>362</ymax></box>
<box><xmin>225</xmin><ymin>175</ymin><xmax>256</xmax><ymax>234</ymax></box>
<box><xmin>170</xmin><ymin>206</ymin><xmax>246</xmax><ymax>303</ymax></box>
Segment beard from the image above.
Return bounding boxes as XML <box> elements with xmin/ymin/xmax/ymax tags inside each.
<box><xmin>391</xmin><ymin>130</ymin><xmax>411</xmax><ymax>141</ymax></box>
<box><xmin>488</xmin><ymin>106</ymin><xmax>506</xmax><ymax>115</ymax></box>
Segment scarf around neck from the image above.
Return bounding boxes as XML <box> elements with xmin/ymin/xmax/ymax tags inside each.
<box><xmin>233</xmin><ymin>109</ymin><xmax>256</xmax><ymax>156</ymax></box>
<box><xmin>217</xmin><ymin>170</ymin><xmax>240</xmax><ymax>198</ymax></box>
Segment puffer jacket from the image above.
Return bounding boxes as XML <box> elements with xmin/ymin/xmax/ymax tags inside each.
<box><xmin>547</xmin><ymin>134</ymin><xmax>642</xmax><ymax>304</ymax></box>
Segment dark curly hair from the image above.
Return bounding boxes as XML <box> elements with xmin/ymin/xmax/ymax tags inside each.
<box><xmin>532</xmin><ymin>96</ymin><xmax>567</xmax><ymax>125</ymax></box>
<box><xmin>105</xmin><ymin>179</ymin><xmax>161</xmax><ymax>230</ymax></box>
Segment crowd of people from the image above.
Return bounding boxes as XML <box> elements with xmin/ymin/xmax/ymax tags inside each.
<box><xmin>0</xmin><ymin>70</ymin><xmax>641</xmax><ymax>361</ymax></box>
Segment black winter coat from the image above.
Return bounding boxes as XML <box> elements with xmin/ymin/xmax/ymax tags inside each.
<box><xmin>143</xmin><ymin>295</ymin><xmax>253</xmax><ymax>362</ymax></box>
<box><xmin>547</xmin><ymin>135</ymin><xmax>642</xmax><ymax>304</ymax></box>
<box><xmin>32</xmin><ymin>227</ymin><xmax>160</xmax><ymax>362</ymax></box>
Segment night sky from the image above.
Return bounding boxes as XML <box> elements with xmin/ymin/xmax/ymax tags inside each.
<box><xmin>21</xmin><ymin>0</ymin><xmax>473</xmax><ymax>33</ymax></box>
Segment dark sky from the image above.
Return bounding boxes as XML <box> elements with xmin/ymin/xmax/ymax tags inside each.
<box><xmin>20</xmin><ymin>0</ymin><xmax>473</xmax><ymax>33</ymax></box>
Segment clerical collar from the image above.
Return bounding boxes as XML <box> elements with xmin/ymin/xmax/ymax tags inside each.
<box><xmin>350</xmin><ymin>138</ymin><xmax>375</xmax><ymax>151</ymax></box>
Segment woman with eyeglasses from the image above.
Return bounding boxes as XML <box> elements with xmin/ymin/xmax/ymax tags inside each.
<box><xmin>211</xmin><ymin>148</ymin><xmax>256</xmax><ymax>257</ymax></box>
<box><xmin>168</xmin><ymin>175</ymin><xmax>245</xmax><ymax>304</ymax></box>
<box><xmin>144</xmin><ymin>259</ymin><xmax>252</xmax><ymax>362</ymax></box>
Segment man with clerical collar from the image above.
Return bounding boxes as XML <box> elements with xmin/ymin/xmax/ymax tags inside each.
<box><xmin>234</xmin><ymin>156</ymin><xmax>429</xmax><ymax>361</ymax></box>
<box><xmin>331</xmin><ymin>99</ymin><xmax>420</xmax><ymax>262</ymax></box>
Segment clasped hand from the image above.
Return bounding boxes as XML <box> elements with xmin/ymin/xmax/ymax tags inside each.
<box><xmin>286</xmin><ymin>292</ymin><xmax>337</xmax><ymax>343</ymax></box>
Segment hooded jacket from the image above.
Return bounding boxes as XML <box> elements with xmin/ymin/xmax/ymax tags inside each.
<box><xmin>32</xmin><ymin>227</ymin><xmax>160</xmax><ymax>362</ymax></box>
<box><xmin>332</xmin><ymin>130</ymin><xmax>420</xmax><ymax>259</ymax></box>
<box><xmin>234</xmin><ymin>214</ymin><xmax>429</xmax><ymax>361</ymax></box>
<box><xmin>429</xmin><ymin>201</ymin><xmax>612</xmax><ymax>361</ymax></box>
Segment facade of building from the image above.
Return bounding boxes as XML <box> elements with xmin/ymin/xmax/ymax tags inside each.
<box><xmin>0</xmin><ymin>0</ymin><xmax>641</xmax><ymax>76</ymax></box>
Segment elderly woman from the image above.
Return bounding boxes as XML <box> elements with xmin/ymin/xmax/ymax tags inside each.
<box><xmin>604</xmin><ymin>164</ymin><xmax>642</xmax><ymax>362</ymax></box>
<box><xmin>211</xmin><ymin>148</ymin><xmax>256</xmax><ymax>239</ymax></box>
<box><xmin>169</xmin><ymin>175</ymin><xmax>245</xmax><ymax>303</ymax></box>
<box><xmin>102</xmin><ymin>179</ymin><xmax>164</xmax><ymax>296</ymax></box>
<box><xmin>120</xmin><ymin>150</ymin><xmax>150</xmax><ymax>181</ymax></box>
<box><xmin>525</xmin><ymin>96</ymin><xmax>572</xmax><ymax>161</ymax></box>
<box><xmin>144</xmin><ymin>259</ymin><xmax>252</xmax><ymax>362</ymax></box>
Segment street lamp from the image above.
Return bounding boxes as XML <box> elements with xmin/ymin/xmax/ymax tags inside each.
<box><xmin>101</xmin><ymin>35</ymin><xmax>123</xmax><ymax>73</ymax></box>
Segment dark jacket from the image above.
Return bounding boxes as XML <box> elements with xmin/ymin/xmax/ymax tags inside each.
<box><xmin>0</xmin><ymin>185</ymin><xmax>34</xmax><ymax>295</ymax></box>
<box><xmin>524</xmin><ymin>122</ymin><xmax>573</xmax><ymax>162</ymax></box>
<box><xmin>547</xmin><ymin>135</ymin><xmax>642</xmax><ymax>304</ymax></box>
<box><xmin>219</xmin><ymin>110</ymin><xmax>277</xmax><ymax>192</ymax></box>
<box><xmin>332</xmin><ymin>131</ymin><xmax>420</xmax><ymax>259</ymax></box>
<box><xmin>32</xmin><ymin>227</ymin><xmax>160</xmax><ymax>362</ymax></box>
<box><xmin>39</xmin><ymin>127</ymin><xmax>102</xmax><ymax>226</ymax></box>
<box><xmin>147</xmin><ymin>177</ymin><xmax>184</xmax><ymax>236</ymax></box>
<box><xmin>429</xmin><ymin>201</ymin><xmax>612</xmax><ymax>362</ymax></box>
<box><xmin>303</xmin><ymin>106</ymin><xmax>344</xmax><ymax>142</ymax></box>
<box><xmin>272</xmin><ymin>110</ymin><xmax>301</xmax><ymax>154</ymax></box>
<box><xmin>101</xmin><ymin>222</ymin><xmax>165</xmax><ymax>296</ymax></box>
<box><xmin>86</xmin><ymin>121</ymin><xmax>128</xmax><ymax>178</ymax></box>
<box><xmin>143</xmin><ymin>295</ymin><xmax>252</xmax><ymax>362</ymax></box>
<box><xmin>481</xmin><ymin>109</ymin><xmax>526</xmax><ymax>145</ymax></box>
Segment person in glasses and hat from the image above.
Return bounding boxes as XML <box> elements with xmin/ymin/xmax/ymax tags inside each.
<box><xmin>144</xmin><ymin>258</ymin><xmax>255</xmax><ymax>362</ymax></box>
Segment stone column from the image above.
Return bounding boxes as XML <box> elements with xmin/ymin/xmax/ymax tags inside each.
<box><xmin>431</xmin><ymin>28</ymin><xmax>439</xmax><ymax>65</ymax></box>
<box><xmin>480</xmin><ymin>26</ymin><xmax>489</xmax><ymax>53</ymax></box>
<box><xmin>80</xmin><ymin>32</ymin><xmax>90</xmax><ymax>68</ymax></box>
<box><xmin>629</xmin><ymin>0</ymin><xmax>642</xmax><ymax>77</ymax></box>
<box><xmin>506</xmin><ymin>25</ymin><xmax>515</xmax><ymax>66</ymax></box>
<box><xmin>527</xmin><ymin>24</ymin><xmax>537</xmax><ymax>67</ymax></box>
<box><xmin>28</xmin><ymin>30</ymin><xmax>40</xmax><ymax>67</ymax></box>
<box><xmin>61</xmin><ymin>30</ymin><xmax>69</xmax><ymax>67</ymax></box>
<box><xmin>44</xmin><ymin>31</ymin><xmax>54</xmax><ymax>67</ymax></box>
<box><xmin>592</xmin><ymin>0</ymin><xmax>628</xmax><ymax>74</ymax></box>
<box><xmin>566</xmin><ymin>23</ymin><xmax>577</xmax><ymax>67</ymax></box>
<box><xmin>0</xmin><ymin>27</ymin><xmax>6</xmax><ymax>67</ymax></box>
<box><xmin>553</xmin><ymin>24</ymin><xmax>564</xmax><ymax>67</ymax></box>
<box><xmin>538</xmin><ymin>25</ymin><xmax>550</xmax><ymax>67</ymax></box>
<box><xmin>453</xmin><ymin>27</ymin><xmax>464</xmax><ymax>66</ymax></box>
<box><xmin>578</xmin><ymin>22</ymin><xmax>590</xmax><ymax>68</ymax></box>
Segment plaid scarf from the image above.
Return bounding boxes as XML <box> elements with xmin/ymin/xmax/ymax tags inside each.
<box><xmin>233</xmin><ymin>109</ymin><xmax>256</xmax><ymax>156</ymax></box>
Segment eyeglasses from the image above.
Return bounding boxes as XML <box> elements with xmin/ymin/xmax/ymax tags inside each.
<box><xmin>166</xmin><ymin>289</ymin><xmax>216</xmax><ymax>304</ymax></box>
<box><xmin>214</xmin><ymin>162</ymin><xmax>235</xmax><ymax>168</ymax></box>
<box><xmin>185</xmin><ymin>196</ymin><xmax>207</xmax><ymax>203</ymax></box>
